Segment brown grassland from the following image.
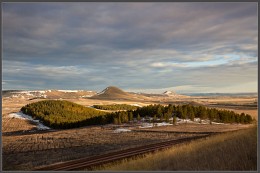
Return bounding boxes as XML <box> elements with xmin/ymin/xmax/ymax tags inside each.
<box><xmin>3</xmin><ymin>123</ymin><xmax>198</xmax><ymax>170</ymax></box>
<box><xmin>2</xmin><ymin>95</ymin><xmax>258</xmax><ymax>171</ymax></box>
<box><xmin>97</xmin><ymin>125</ymin><xmax>257</xmax><ymax>171</ymax></box>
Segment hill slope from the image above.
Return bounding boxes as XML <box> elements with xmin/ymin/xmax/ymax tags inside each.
<box><xmin>91</xmin><ymin>86</ymin><xmax>151</xmax><ymax>101</ymax></box>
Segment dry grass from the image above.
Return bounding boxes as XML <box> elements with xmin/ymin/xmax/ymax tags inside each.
<box><xmin>2</xmin><ymin>97</ymin><xmax>257</xmax><ymax>171</ymax></box>
<box><xmin>225</xmin><ymin>108</ymin><xmax>258</xmax><ymax>120</ymax></box>
<box><xmin>100</xmin><ymin>126</ymin><xmax>257</xmax><ymax>171</ymax></box>
<box><xmin>2</xmin><ymin>125</ymin><xmax>198</xmax><ymax>171</ymax></box>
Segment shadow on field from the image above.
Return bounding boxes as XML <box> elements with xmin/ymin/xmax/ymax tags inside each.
<box><xmin>2</xmin><ymin>129</ymin><xmax>57</xmax><ymax>136</ymax></box>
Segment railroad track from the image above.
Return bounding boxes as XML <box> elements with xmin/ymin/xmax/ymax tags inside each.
<box><xmin>34</xmin><ymin>134</ymin><xmax>210</xmax><ymax>171</ymax></box>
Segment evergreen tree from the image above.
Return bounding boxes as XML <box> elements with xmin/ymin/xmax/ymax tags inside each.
<box><xmin>137</xmin><ymin>114</ymin><xmax>141</xmax><ymax>121</ymax></box>
<box><xmin>113</xmin><ymin>117</ymin><xmax>118</xmax><ymax>124</ymax></box>
<box><xmin>166</xmin><ymin>114</ymin><xmax>170</xmax><ymax>123</ymax></box>
<box><xmin>189</xmin><ymin>110</ymin><xmax>195</xmax><ymax>121</ymax></box>
<box><xmin>153</xmin><ymin>115</ymin><xmax>157</xmax><ymax>126</ymax></box>
<box><xmin>172</xmin><ymin>116</ymin><xmax>177</xmax><ymax>125</ymax></box>
<box><xmin>182</xmin><ymin>106</ymin><xmax>187</xmax><ymax>119</ymax></box>
<box><xmin>129</xmin><ymin>112</ymin><xmax>133</xmax><ymax>121</ymax></box>
<box><xmin>157</xmin><ymin>106</ymin><xmax>163</xmax><ymax>119</ymax></box>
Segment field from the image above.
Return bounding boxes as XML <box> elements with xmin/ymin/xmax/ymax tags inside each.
<box><xmin>100</xmin><ymin>126</ymin><xmax>257</xmax><ymax>171</ymax></box>
<box><xmin>2</xmin><ymin>92</ymin><xmax>258</xmax><ymax>171</ymax></box>
<box><xmin>3</xmin><ymin>125</ymin><xmax>200</xmax><ymax>170</ymax></box>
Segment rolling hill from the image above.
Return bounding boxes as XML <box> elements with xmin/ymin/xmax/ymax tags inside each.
<box><xmin>90</xmin><ymin>86</ymin><xmax>151</xmax><ymax>101</ymax></box>
<box><xmin>2</xmin><ymin>90</ymin><xmax>97</xmax><ymax>99</ymax></box>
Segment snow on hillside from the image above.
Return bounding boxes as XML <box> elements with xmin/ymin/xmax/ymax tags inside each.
<box><xmin>7</xmin><ymin>90</ymin><xmax>47</xmax><ymax>99</ymax></box>
<box><xmin>57</xmin><ymin>90</ymin><xmax>84</xmax><ymax>93</ymax></box>
<box><xmin>163</xmin><ymin>91</ymin><xmax>190</xmax><ymax>98</ymax></box>
<box><xmin>97</xmin><ymin>88</ymin><xmax>108</xmax><ymax>95</ymax></box>
<box><xmin>4</xmin><ymin>89</ymin><xmax>96</xmax><ymax>99</ymax></box>
<box><xmin>80</xmin><ymin>95</ymin><xmax>92</xmax><ymax>98</ymax></box>
<box><xmin>163</xmin><ymin>91</ymin><xmax>176</xmax><ymax>95</ymax></box>
<box><xmin>8</xmin><ymin>112</ymin><xmax>51</xmax><ymax>130</ymax></box>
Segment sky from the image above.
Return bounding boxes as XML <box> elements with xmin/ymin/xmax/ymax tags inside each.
<box><xmin>2</xmin><ymin>2</ymin><xmax>258</xmax><ymax>93</ymax></box>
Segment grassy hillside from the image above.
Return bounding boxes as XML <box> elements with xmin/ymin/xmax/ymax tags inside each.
<box><xmin>21</xmin><ymin>100</ymin><xmax>108</xmax><ymax>129</ymax></box>
<box><xmin>98</xmin><ymin>126</ymin><xmax>257</xmax><ymax>171</ymax></box>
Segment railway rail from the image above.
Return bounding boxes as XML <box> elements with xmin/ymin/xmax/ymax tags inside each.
<box><xmin>34</xmin><ymin>134</ymin><xmax>210</xmax><ymax>171</ymax></box>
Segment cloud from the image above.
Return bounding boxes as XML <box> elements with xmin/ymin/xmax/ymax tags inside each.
<box><xmin>3</xmin><ymin>3</ymin><xmax>257</xmax><ymax>62</ymax></box>
<box><xmin>150</xmin><ymin>62</ymin><xmax>187</xmax><ymax>68</ymax></box>
<box><xmin>2</xmin><ymin>2</ymin><xmax>257</xmax><ymax>92</ymax></box>
<box><xmin>3</xmin><ymin>61</ymin><xmax>87</xmax><ymax>78</ymax></box>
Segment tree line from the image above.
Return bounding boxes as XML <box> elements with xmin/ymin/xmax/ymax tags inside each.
<box><xmin>131</xmin><ymin>104</ymin><xmax>253</xmax><ymax>124</ymax></box>
<box><xmin>93</xmin><ymin>104</ymin><xmax>138</xmax><ymax>111</ymax></box>
<box><xmin>21</xmin><ymin>100</ymin><xmax>254</xmax><ymax>129</ymax></box>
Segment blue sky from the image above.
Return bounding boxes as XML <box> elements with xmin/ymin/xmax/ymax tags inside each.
<box><xmin>2</xmin><ymin>2</ymin><xmax>258</xmax><ymax>93</ymax></box>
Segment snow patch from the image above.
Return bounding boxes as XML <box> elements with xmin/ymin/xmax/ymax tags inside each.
<box><xmin>177</xmin><ymin>118</ymin><xmax>196</xmax><ymax>124</ymax></box>
<box><xmin>193</xmin><ymin>118</ymin><xmax>201</xmax><ymax>122</ymax></box>
<box><xmin>139</xmin><ymin>123</ymin><xmax>154</xmax><ymax>128</ymax></box>
<box><xmin>36</xmin><ymin>123</ymin><xmax>51</xmax><ymax>130</ymax></box>
<box><xmin>131</xmin><ymin>104</ymin><xmax>142</xmax><ymax>107</ymax></box>
<box><xmin>176</xmin><ymin>117</ymin><xmax>224</xmax><ymax>125</ymax></box>
<box><xmin>37</xmin><ymin>90</ymin><xmax>46</xmax><ymax>93</ymax></box>
<box><xmin>139</xmin><ymin>122</ymin><xmax>172</xmax><ymax>128</ymax></box>
<box><xmin>80</xmin><ymin>95</ymin><xmax>92</xmax><ymax>98</ymax></box>
<box><xmin>97</xmin><ymin>88</ymin><xmax>108</xmax><ymax>95</ymax></box>
<box><xmin>211</xmin><ymin>122</ymin><xmax>225</xmax><ymax>125</ymax></box>
<box><xmin>163</xmin><ymin>91</ymin><xmax>176</xmax><ymax>95</ymax></box>
<box><xmin>113</xmin><ymin>128</ymin><xmax>131</xmax><ymax>133</ymax></box>
<box><xmin>8</xmin><ymin>90</ymin><xmax>50</xmax><ymax>98</ymax></box>
<box><xmin>8</xmin><ymin>112</ymin><xmax>51</xmax><ymax>130</ymax></box>
<box><xmin>156</xmin><ymin>122</ymin><xmax>172</xmax><ymax>126</ymax></box>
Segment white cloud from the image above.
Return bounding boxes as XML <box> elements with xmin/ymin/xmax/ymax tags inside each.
<box><xmin>150</xmin><ymin>62</ymin><xmax>186</xmax><ymax>68</ymax></box>
<box><xmin>3</xmin><ymin>61</ymin><xmax>89</xmax><ymax>79</ymax></box>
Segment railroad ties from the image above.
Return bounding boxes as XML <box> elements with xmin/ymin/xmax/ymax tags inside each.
<box><xmin>34</xmin><ymin>135</ymin><xmax>209</xmax><ymax>171</ymax></box>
